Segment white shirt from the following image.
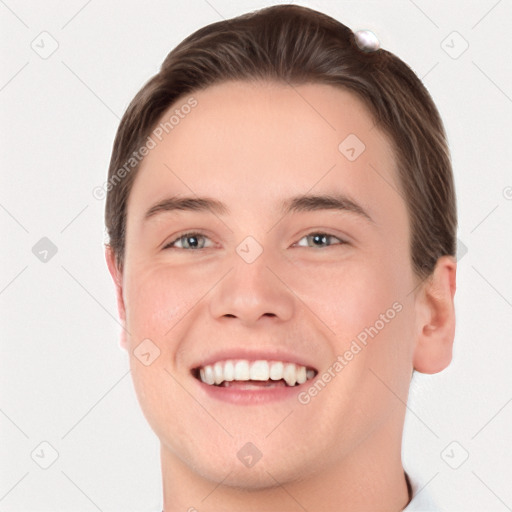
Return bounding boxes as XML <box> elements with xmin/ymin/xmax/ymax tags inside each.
<box><xmin>403</xmin><ymin>472</ymin><xmax>441</xmax><ymax>511</ymax></box>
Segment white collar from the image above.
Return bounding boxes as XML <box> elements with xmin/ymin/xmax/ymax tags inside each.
<box><xmin>402</xmin><ymin>472</ymin><xmax>440</xmax><ymax>511</ymax></box>
<box><xmin>158</xmin><ymin>472</ymin><xmax>439</xmax><ymax>512</ymax></box>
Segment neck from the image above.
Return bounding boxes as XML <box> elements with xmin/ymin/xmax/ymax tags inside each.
<box><xmin>160</xmin><ymin>416</ymin><xmax>410</xmax><ymax>512</ymax></box>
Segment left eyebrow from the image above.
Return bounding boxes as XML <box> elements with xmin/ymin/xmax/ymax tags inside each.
<box><xmin>281</xmin><ymin>193</ymin><xmax>374</xmax><ymax>223</ymax></box>
<box><xmin>143</xmin><ymin>193</ymin><xmax>374</xmax><ymax>224</ymax></box>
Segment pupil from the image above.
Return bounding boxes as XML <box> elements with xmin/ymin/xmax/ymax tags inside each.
<box><xmin>187</xmin><ymin>236</ymin><xmax>199</xmax><ymax>248</ymax></box>
<box><xmin>313</xmin><ymin>234</ymin><xmax>326</xmax><ymax>246</ymax></box>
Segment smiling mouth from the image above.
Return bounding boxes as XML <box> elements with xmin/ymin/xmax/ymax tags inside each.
<box><xmin>192</xmin><ymin>359</ymin><xmax>318</xmax><ymax>388</ymax></box>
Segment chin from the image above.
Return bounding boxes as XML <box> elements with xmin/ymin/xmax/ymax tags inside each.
<box><xmin>178</xmin><ymin>441</ymin><xmax>316</xmax><ymax>491</ymax></box>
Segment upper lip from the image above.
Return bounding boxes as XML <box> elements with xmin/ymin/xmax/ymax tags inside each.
<box><xmin>190</xmin><ymin>348</ymin><xmax>319</xmax><ymax>372</ymax></box>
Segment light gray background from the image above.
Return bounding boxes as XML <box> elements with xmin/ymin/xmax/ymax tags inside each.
<box><xmin>1</xmin><ymin>0</ymin><xmax>511</xmax><ymax>510</ymax></box>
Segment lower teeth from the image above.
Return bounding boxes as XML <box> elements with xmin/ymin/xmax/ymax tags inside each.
<box><xmin>218</xmin><ymin>379</ymin><xmax>289</xmax><ymax>388</ymax></box>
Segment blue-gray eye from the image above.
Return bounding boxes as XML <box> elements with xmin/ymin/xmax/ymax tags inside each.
<box><xmin>296</xmin><ymin>233</ymin><xmax>345</xmax><ymax>248</ymax></box>
<box><xmin>164</xmin><ymin>232</ymin><xmax>211</xmax><ymax>250</ymax></box>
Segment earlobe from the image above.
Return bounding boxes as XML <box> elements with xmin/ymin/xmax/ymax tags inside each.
<box><xmin>412</xmin><ymin>255</ymin><xmax>457</xmax><ymax>374</ymax></box>
<box><xmin>105</xmin><ymin>245</ymin><xmax>128</xmax><ymax>351</ymax></box>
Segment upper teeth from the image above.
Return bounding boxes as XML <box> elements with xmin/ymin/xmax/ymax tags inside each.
<box><xmin>197</xmin><ymin>359</ymin><xmax>316</xmax><ymax>387</ymax></box>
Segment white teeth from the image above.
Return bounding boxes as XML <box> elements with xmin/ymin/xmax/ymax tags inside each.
<box><xmin>234</xmin><ymin>360</ymin><xmax>250</xmax><ymax>380</ymax></box>
<box><xmin>213</xmin><ymin>362</ymin><xmax>224</xmax><ymax>385</ymax></box>
<box><xmin>204</xmin><ymin>365</ymin><xmax>215</xmax><ymax>385</ymax></box>
<box><xmin>250</xmin><ymin>360</ymin><xmax>269</xmax><ymax>381</ymax></box>
<box><xmin>224</xmin><ymin>360</ymin><xmax>235</xmax><ymax>381</ymax></box>
<box><xmin>196</xmin><ymin>359</ymin><xmax>316</xmax><ymax>387</ymax></box>
<box><xmin>296</xmin><ymin>365</ymin><xmax>307</xmax><ymax>384</ymax></box>
<box><xmin>269</xmin><ymin>361</ymin><xmax>284</xmax><ymax>380</ymax></box>
<box><xmin>283</xmin><ymin>363</ymin><xmax>297</xmax><ymax>386</ymax></box>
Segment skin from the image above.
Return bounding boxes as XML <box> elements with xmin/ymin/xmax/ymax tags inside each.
<box><xmin>106</xmin><ymin>81</ymin><xmax>456</xmax><ymax>512</ymax></box>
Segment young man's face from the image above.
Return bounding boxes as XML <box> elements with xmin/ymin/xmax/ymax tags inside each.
<box><xmin>107</xmin><ymin>81</ymin><xmax>450</xmax><ymax>489</ymax></box>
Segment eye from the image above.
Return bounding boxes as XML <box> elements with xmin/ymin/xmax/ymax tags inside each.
<box><xmin>163</xmin><ymin>231</ymin><xmax>347</xmax><ymax>251</ymax></box>
<box><xmin>294</xmin><ymin>232</ymin><xmax>347</xmax><ymax>248</ymax></box>
<box><xmin>163</xmin><ymin>231</ymin><xmax>213</xmax><ymax>250</ymax></box>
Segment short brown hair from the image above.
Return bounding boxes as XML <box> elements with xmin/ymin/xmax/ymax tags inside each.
<box><xmin>105</xmin><ymin>4</ymin><xmax>457</xmax><ymax>279</ymax></box>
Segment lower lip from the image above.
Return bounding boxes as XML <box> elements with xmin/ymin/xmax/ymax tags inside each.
<box><xmin>194</xmin><ymin>377</ymin><xmax>312</xmax><ymax>405</ymax></box>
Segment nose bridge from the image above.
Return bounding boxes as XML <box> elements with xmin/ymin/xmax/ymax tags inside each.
<box><xmin>209</xmin><ymin>236</ymin><xmax>294</xmax><ymax>324</ymax></box>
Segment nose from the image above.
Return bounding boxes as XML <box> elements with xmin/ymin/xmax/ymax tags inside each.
<box><xmin>209</xmin><ymin>249</ymin><xmax>295</xmax><ymax>326</ymax></box>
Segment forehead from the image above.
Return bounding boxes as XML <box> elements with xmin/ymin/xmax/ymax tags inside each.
<box><xmin>128</xmin><ymin>80</ymin><xmax>402</xmax><ymax>227</ymax></box>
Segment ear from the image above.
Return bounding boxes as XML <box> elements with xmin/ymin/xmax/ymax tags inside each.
<box><xmin>413</xmin><ymin>255</ymin><xmax>457</xmax><ymax>374</ymax></box>
<box><xmin>105</xmin><ymin>245</ymin><xmax>128</xmax><ymax>351</ymax></box>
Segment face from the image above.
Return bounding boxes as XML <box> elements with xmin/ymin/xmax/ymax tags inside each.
<box><xmin>114</xmin><ymin>81</ymin><xmax>422</xmax><ymax>487</ymax></box>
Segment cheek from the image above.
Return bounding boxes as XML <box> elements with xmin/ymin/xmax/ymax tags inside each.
<box><xmin>123</xmin><ymin>263</ymin><xmax>210</xmax><ymax>343</ymax></box>
<box><xmin>289</xmin><ymin>257</ymin><xmax>400</xmax><ymax>341</ymax></box>
<box><xmin>293</xmin><ymin>248</ymin><xmax>413</xmax><ymax>398</ymax></box>
<box><xmin>122</xmin><ymin>264</ymin><xmax>211</xmax><ymax>445</ymax></box>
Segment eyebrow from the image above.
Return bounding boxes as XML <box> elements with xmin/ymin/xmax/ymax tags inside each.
<box><xmin>144</xmin><ymin>193</ymin><xmax>374</xmax><ymax>223</ymax></box>
<box><xmin>282</xmin><ymin>193</ymin><xmax>373</xmax><ymax>223</ymax></box>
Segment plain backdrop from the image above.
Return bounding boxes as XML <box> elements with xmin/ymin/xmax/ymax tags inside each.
<box><xmin>1</xmin><ymin>1</ymin><xmax>511</xmax><ymax>510</ymax></box>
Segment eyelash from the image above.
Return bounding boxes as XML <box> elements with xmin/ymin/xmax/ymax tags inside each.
<box><xmin>163</xmin><ymin>231</ymin><xmax>348</xmax><ymax>250</ymax></box>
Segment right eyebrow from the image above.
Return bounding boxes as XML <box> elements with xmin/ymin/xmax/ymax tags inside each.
<box><xmin>144</xmin><ymin>196</ymin><xmax>230</xmax><ymax>220</ymax></box>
